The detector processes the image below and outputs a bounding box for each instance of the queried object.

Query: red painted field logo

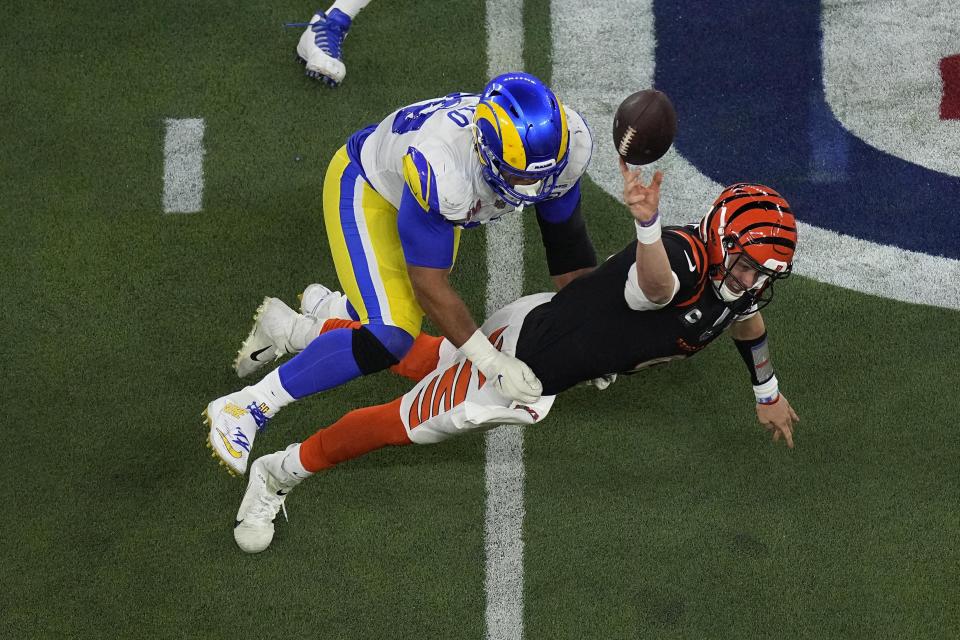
[940,55,960,120]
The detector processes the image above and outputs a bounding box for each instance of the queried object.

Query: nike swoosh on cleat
[683,251,696,272]
[234,519,243,528]
[250,346,272,361]
[216,429,245,459]
[276,490,289,496]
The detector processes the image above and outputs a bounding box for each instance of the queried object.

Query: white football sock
[248,368,295,416]
[288,314,324,352]
[260,445,307,488]
[327,293,352,320]
[280,443,314,482]
[328,0,370,19]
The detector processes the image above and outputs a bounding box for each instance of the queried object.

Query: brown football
[612,89,677,165]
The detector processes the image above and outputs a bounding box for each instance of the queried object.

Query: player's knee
[352,324,414,374]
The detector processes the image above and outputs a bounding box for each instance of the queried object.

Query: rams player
[229,164,802,553]
[292,0,371,86]
[205,72,597,475]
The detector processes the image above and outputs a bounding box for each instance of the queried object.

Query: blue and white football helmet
[473,72,570,206]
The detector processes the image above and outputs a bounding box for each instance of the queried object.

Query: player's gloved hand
[585,373,618,390]
[459,329,543,404]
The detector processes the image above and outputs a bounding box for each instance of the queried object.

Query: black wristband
[733,331,774,386]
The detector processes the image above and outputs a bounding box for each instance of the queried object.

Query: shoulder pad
[566,108,593,170]
[554,106,593,192]
[662,227,709,307]
[402,146,440,212]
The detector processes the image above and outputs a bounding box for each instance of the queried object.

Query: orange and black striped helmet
[698,183,797,305]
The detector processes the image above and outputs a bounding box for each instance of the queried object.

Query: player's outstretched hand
[755,393,800,448]
[619,157,664,224]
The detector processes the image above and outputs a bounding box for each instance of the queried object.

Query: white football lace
[618,126,637,157]
[249,486,289,523]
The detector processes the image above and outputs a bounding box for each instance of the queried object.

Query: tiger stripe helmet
[473,72,569,206]
[698,183,798,307]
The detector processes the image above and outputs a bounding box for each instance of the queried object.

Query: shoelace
[284,13,348,58]
[246,402,271,432]
[247,488,289,523]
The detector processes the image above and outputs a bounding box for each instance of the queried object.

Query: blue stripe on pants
[338,163,384,322]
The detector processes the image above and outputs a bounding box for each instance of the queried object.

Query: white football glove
[459,330,543,404]
[586,373,618,390]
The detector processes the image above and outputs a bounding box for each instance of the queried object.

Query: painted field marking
[163,118,205,214]
[484,1,526,639]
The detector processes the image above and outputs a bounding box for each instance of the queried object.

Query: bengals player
[228,161,801,553]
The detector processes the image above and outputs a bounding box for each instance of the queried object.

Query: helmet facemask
[712,235,792,311]
[474,126,568,207]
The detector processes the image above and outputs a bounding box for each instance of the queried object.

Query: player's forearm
[730,312,766,340]
[535,196,598,281]
[731,313,780,403]
[410,273,478,347]
[633,239,674,303]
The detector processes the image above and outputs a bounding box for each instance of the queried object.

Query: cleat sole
[204,406,241,478]
[301,65,340,87]
[232,297,273,377]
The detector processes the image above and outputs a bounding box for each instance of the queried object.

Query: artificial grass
[2,0,958,638]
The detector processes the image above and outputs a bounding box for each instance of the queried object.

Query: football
[612,89,677,165]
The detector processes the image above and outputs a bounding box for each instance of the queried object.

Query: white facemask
[512,180,543,198]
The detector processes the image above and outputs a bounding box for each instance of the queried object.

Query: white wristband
[459,329,498,370]
[635,214,662,245]
[753,374,780,404]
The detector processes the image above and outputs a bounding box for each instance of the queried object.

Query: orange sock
[320,318,362,333]
[321,319,440,381]
[390,333,443,381]
[298,398,411,472]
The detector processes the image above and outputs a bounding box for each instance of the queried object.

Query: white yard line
[162,118,206,214]
[483,1,527,639]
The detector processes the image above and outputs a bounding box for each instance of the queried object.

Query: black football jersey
[515,225,754,395]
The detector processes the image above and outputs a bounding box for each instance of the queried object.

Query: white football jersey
[358,93,593,225]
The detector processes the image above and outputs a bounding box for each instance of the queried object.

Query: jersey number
[391,93,477,134]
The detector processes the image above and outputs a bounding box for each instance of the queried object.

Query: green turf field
[3,1,959,638]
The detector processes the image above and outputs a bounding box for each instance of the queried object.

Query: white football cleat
[294,9,352,86]
[298,283,347,319]
[234,451,297,553]
[234,297,299,378]
[204,389,273,477]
